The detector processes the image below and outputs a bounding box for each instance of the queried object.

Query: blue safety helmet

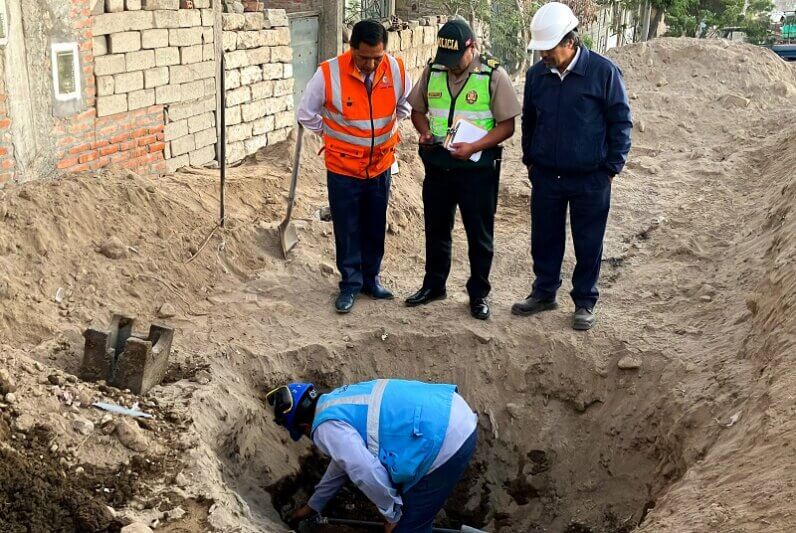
[266,382,316,441]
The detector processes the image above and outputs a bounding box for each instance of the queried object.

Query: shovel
[279,123,304,258]
[297,514,486,532]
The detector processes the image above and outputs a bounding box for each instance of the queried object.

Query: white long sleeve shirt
[307,392,477,523]
[296,61,414,134]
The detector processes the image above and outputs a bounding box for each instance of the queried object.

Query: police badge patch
[466,90,478,105]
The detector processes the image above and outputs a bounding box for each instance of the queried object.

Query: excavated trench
[208,328,682,533]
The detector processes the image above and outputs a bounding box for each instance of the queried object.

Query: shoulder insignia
[481,53,501,69]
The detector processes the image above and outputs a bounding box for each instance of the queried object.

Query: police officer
[405,19,521,320]
[268,379,478,533]
[512,3,632,330]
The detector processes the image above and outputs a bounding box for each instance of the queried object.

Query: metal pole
[219,53,226,228]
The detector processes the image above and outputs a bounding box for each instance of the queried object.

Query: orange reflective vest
[320,51,405,179]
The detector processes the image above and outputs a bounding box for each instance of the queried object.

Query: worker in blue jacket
[512,2,632,330]
[267,379,478,532]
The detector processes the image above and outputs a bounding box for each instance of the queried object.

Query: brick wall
[387,21,439,81]
[262,0,322,13]
[0,55,15,184]
[222,9,294,164]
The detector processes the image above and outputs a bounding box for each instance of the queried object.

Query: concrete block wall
[92,1,217,174]
[221,9,294,164]
[386,22,439,82]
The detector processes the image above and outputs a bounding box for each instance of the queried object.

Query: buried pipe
[296,515,485,532]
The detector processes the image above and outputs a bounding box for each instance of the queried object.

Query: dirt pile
[0,37,793,532]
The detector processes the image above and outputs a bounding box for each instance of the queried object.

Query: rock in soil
[0,368,17,395]
[72,417,95,436]
[115,419,148,452]
[157,302,177,318]
[121,524,153,533]
[99,236,128,260]
[617,355,643,370]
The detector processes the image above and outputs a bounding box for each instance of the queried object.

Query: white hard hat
[527,2,579,51]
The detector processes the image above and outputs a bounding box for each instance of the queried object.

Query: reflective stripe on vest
[314,379,388,455]
[428,65,495,142]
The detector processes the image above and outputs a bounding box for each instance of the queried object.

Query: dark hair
[560,30,581,49]
[351,19,389,48]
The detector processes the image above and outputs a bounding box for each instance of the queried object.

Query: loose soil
[0,38,794,532]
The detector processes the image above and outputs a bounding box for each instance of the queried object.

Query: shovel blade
[279,220,299,258]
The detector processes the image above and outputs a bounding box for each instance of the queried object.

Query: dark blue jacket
[522,46,632,176]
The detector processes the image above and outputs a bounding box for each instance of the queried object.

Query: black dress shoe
[335,291,357,313]
[362,284,394,300]
[511,294,559,316]
[405,287,446,307]
[470,297,490,320]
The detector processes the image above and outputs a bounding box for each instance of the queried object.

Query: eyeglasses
[266,386,293,416]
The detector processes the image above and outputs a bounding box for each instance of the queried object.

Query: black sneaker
[511,295,558,316]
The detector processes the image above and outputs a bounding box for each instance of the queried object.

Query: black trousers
[421,161,499,299]
[327,169,391,293]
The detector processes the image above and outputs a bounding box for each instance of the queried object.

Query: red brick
[110,151,131,164]
[97,125,118,138]
[91,139,109,149]
[0,159,14,170]
[68,122,91,135]
[57,136,77,147]
[131,128,148,138]
[149,142,166,153]
[78,108,96,121]
[78,151,98,164]
[57,157,79,169]
[149,124,165,134]
[121,140,137,151]
[72,163,90,173]
[0,173,13,183]
[69,143,92,155]
[0,118,11,130]
[131,146,147,158]
[89,157,110,170]
[111,132,130,143]
[0,147,8,157]
[138,135,157,147]
[99,144,119,156]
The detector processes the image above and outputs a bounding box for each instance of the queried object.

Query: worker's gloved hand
[287,504,315,529]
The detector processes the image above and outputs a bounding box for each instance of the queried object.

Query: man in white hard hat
[512,2,632,330]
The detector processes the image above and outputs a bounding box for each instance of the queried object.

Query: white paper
[445,119,488,162]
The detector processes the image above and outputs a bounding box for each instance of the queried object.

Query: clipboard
[444,118,488,162]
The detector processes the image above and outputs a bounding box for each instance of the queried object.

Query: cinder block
[202,27,214,43]
[270,46,292,63]
[283,63,293,79]
[226,141,245,164]
[95,54,127,76]
[190,144,216,166]
[273,77,293,97]
[201,9,214,27]
[226,122,252,142]
[155,84,182,104]
[261,63,282,80]
[171,133,196,156]
[222,31,237,52]
[93,36,109,57]
[259,29,279,47]
[241,99,267,122]
[268,127,289,145]
[155,46,181,66]
[142,28,169,49]
[203,77,216,95]
[109,31,142,54]
[154,8,200,28]
[170,28,203,47]
[179,80,205,100]
[222,14,245,31]
[243,12,264,30]
[106,0,125,14]
[225,50,250,69]
[193,0,210,7]
[250,80,273,99]
[97,76,115,96]
[167,96,213,121]
[180,44,204,64]
[97,94,128,117]
[412,28,424,48]
[226,86,251,106]
[203,43,215,61]
[244,134,267,154]
[194,126,217,148]
[237,31,266,49]
[424,26,436,45]
[166,154,189,173]
[226,105,242,126]
[252,114,274,135]
[94,11,154,36]
[274,109,293,129]
[263,9,288,28]
[129,88,156,110]
[126,50,156,71]
[196,61,217,79]
[240,65,262,85]
[170,64,198,84]
[188,112,214,133]
[248,46,271,65]
[126,0,142,9]
[145,66,170,88]
[179,9,202,27]
[263,94,291,115]
[143,0,179,9]
[274,26,290,46]
[400,30,411,51]
[114,71,145,93]
[165,119,189,141]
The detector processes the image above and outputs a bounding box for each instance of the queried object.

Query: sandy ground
[0,38,794,532]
